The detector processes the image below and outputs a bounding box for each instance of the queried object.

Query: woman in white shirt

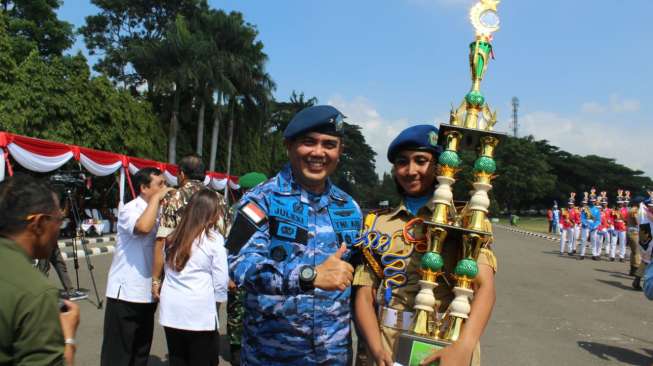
[159,189,229,366]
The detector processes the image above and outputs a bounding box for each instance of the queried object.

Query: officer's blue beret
[387,125,442,163]
[283,105,345,140]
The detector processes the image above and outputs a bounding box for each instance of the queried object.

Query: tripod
[65,188,103,309]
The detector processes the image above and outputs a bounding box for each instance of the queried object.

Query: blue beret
[387,125,441,163]
[283,105,345,140]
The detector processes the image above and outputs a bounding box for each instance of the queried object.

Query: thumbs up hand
[314,244,354,291]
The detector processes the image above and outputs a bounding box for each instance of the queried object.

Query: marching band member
[595,193,610,259]
[551,202,560,235]
[587,189,602,261]
[578,192,591,259]
[559,194,576,256]
[602,192,614,257]
[612,190,628,262]
[570,194,581,254]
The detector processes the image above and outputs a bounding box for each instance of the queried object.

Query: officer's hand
[314,244,354,291]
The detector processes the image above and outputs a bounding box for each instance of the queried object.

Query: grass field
[496,216,551,234]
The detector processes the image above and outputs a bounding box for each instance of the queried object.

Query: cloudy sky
[59,0,652,177]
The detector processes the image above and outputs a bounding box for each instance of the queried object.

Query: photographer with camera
[0,174,80,366]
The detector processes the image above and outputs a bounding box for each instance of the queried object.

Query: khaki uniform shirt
[0,238,65,365]
[353,201,497,365]
[156,180,228,239]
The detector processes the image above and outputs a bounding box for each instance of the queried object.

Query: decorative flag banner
[0,131,239,205]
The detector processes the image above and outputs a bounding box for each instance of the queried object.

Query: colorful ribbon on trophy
[354,215,427,304]
[403,218,428,253]
[380,232,414,304]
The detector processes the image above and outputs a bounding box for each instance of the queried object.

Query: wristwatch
[299,265,317,292]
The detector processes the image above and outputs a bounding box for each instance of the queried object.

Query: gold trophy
[395,1,504,364]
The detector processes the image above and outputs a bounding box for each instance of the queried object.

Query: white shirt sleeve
[210,233,229,303]
[117,201,141,236]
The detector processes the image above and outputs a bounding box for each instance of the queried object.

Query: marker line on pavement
[61,245,115,260]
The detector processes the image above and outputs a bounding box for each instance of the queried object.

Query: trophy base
[394,333,461,366]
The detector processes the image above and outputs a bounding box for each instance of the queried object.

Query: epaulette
[364,208,393,217]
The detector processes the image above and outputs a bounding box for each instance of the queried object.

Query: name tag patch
[270,198,308,227]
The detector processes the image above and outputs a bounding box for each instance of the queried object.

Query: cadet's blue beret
[283,105,345,140]
[387,125,441,163]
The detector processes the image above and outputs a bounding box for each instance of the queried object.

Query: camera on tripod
[46,168,103,309]
[49,170,86,194]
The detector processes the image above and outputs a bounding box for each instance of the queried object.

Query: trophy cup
[395,1,505,365]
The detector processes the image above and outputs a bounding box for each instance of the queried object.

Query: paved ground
[482,228,652,366]
[47,227,652,365]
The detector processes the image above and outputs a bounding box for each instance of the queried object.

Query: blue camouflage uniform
[229,163,362,365]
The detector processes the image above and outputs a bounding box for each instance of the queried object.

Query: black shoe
[619,258,624,263]
[629,266,638,276]
[592,256,599,261]
[572,250,577,254]
[609,257,615,262]
[633,277,643,291]
[67,290,88,301]
[567,252,574,256]
[579,256,585,260]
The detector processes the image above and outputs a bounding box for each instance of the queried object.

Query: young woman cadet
[353,125,497,366]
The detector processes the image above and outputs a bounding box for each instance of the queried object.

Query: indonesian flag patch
[241,201,267,227]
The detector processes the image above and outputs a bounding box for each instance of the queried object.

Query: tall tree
[492,135,556,212]
[331,122,378,207]
[80,0,206,86]
[1,0,73,62]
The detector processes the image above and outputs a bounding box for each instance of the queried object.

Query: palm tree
[130,15,201,164]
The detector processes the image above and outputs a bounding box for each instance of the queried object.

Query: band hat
[567,192,576,206]
[238,172,268,189]
[283,105,345,140]
[387,124,443,163]
[632,196,646,206]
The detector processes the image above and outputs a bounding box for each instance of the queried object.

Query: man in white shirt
[100,167,170,366]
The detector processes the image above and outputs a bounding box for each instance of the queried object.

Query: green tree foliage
[82,2,274,168]
[492,135,556,211]
[531,139,652,207]
[488,135,653,212]
[1,0,74,62]
[331,122,379,207]
[79,0,205,84]
[0,20,165,160]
